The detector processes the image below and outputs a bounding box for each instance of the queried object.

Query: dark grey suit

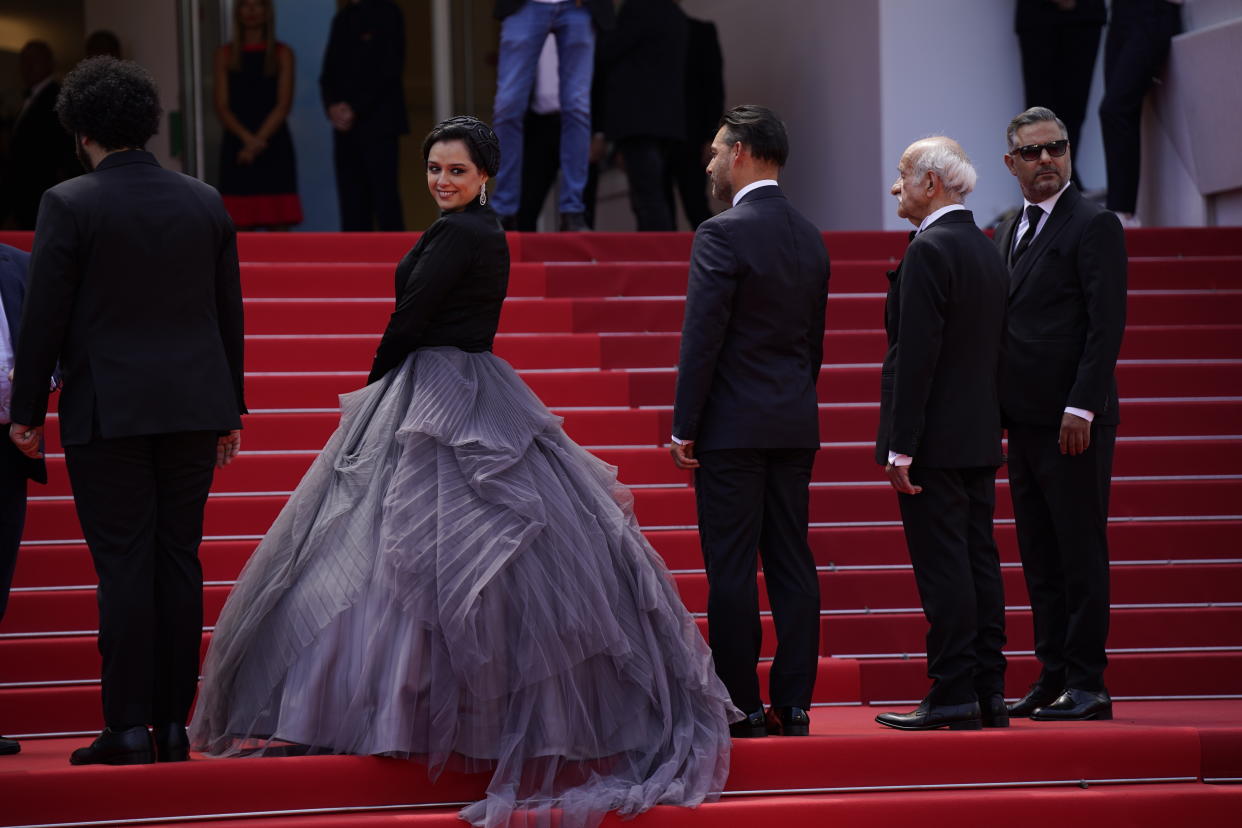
[876,209,1009,705]
[673,184,829,712]
[12,149,246,729]
[994,183,1127,693]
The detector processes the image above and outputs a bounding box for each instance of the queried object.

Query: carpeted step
[3,702,1234,826]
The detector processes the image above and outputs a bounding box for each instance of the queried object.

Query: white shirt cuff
[887,451,912,467]
[671,435,687,445]
[1064,407,1095,423]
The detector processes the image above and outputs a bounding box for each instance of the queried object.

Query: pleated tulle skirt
[189,347,738,828]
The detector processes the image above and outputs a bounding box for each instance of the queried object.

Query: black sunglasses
[1012,139,1069,162]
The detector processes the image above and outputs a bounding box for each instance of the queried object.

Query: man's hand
[670,439,699,470]
[1059,412,1091,456]
[327,102,355,132]
[885,462,923,495]
[217,430,241,468]
[9,423,43,459]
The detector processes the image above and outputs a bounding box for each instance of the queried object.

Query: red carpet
[0,227,1238,825]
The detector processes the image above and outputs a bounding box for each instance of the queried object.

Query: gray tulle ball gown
[189,200,738,828]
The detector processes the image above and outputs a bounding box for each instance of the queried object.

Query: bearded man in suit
[10,57,246,765]
[671,105,829,738]
[996,106,1126,722]
[872,137,1010,732]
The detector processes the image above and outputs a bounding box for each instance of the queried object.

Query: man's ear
[1003,152,1018,177]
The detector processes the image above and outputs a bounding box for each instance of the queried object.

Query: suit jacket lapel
[1008,185,1080,297]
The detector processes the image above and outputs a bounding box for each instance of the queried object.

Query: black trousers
[1007,422,1116,692]
[1100,0,1182,213]
[516,111,599,231]
[1018,20,1104,189]
[897,466,1007,705]
[665,139,711,230]
[618,136,676,231]
[0,444,28,623]
[694,447,819,713]
[65,431,217,729]
[333,128,404,231]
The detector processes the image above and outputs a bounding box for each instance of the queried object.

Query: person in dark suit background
[320,0,408,231]
[0,41,77,230]
[599,0,689,231]
[666,12,724,229]
[1015,0,1107,192]
[872,138,1009,732]
[491,0,615,232]
[671,105,828,738]
[996,106,1126,722]
[0,242,49,757]
[9,56,246,766]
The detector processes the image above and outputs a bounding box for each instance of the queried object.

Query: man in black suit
[1,41,77,230]
[320,0,408,231]
[872,138,1010,732]
[599,0,689,231]
[0,242,48,757]
[671,105,829,738]
[666,13,724,229]
[996,107,1127,722]
[9,57,246,765]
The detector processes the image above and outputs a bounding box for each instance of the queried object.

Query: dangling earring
[479,182,487,206]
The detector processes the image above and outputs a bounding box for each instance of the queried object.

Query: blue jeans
[492,1,595,216]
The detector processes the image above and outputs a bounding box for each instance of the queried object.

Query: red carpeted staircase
[0,227,1239,826]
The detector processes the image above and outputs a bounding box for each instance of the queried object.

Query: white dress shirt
[0,292,13,424]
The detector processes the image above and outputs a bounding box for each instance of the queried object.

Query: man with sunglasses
[996,106,1127,722]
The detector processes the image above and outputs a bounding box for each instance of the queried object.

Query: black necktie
[1011,205,1044,264]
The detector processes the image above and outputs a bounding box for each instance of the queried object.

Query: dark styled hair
[718,104,789,167]
[422,115,501,177]
[1005,106,1068,151]
[55,56,161,150]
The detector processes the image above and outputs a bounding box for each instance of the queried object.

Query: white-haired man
[874,137,1010,731]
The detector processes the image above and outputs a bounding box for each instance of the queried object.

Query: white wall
[83,0,182,170]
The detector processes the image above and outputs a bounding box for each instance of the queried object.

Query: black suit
[0,244,47,622]
[673,185,829,713]
[994,183,1127,693]
[876,209,1009,706]
[598,0,688,231]
[666,17,724,229]
[320,0,408,231]
[11,149,246,729]
[1,80,77,230]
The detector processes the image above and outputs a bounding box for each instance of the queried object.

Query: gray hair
[909,137,977,202]
[1006,106,1068,151]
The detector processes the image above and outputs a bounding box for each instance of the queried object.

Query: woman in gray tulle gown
[189,116,738,828]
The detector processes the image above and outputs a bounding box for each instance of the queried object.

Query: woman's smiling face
[426,140,488,212]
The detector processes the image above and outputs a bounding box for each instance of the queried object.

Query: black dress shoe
[69,726,154,766]
[559,211,589,232]
[154,722,190,762]
[0,735,20,755]
[1031,688,1113,721]
[980,694,1010,728]
[729,708,768,738]
[766,706,811,736]
[876,700,982,731]
[1007,684,1062,718]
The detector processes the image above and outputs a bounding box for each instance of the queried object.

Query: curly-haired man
[9,57,247,766]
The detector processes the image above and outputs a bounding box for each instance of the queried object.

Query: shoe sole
[729,727,768,739]
[778,725,810,736]
[70,751,154,766]
[983,715,1010,728]
[875,717,983,731]
[1030,710,1113,722]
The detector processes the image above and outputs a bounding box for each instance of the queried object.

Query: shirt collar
[732,179,778,207]
[916,203,967,235]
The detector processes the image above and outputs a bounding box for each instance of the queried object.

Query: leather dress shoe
[766,706,811,736]
[69,726,154,766]
[0,735,20,755]
[729,708,768,738]
[154,722,190,762]
[876,700,982,731]
[1007,684,1062,718]
[1031,688,1113,721]
[559,211,589,232]
[980,694,1010,728]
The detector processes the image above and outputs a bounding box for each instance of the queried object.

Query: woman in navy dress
[191,116,736,828]
[214,0,302,229]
